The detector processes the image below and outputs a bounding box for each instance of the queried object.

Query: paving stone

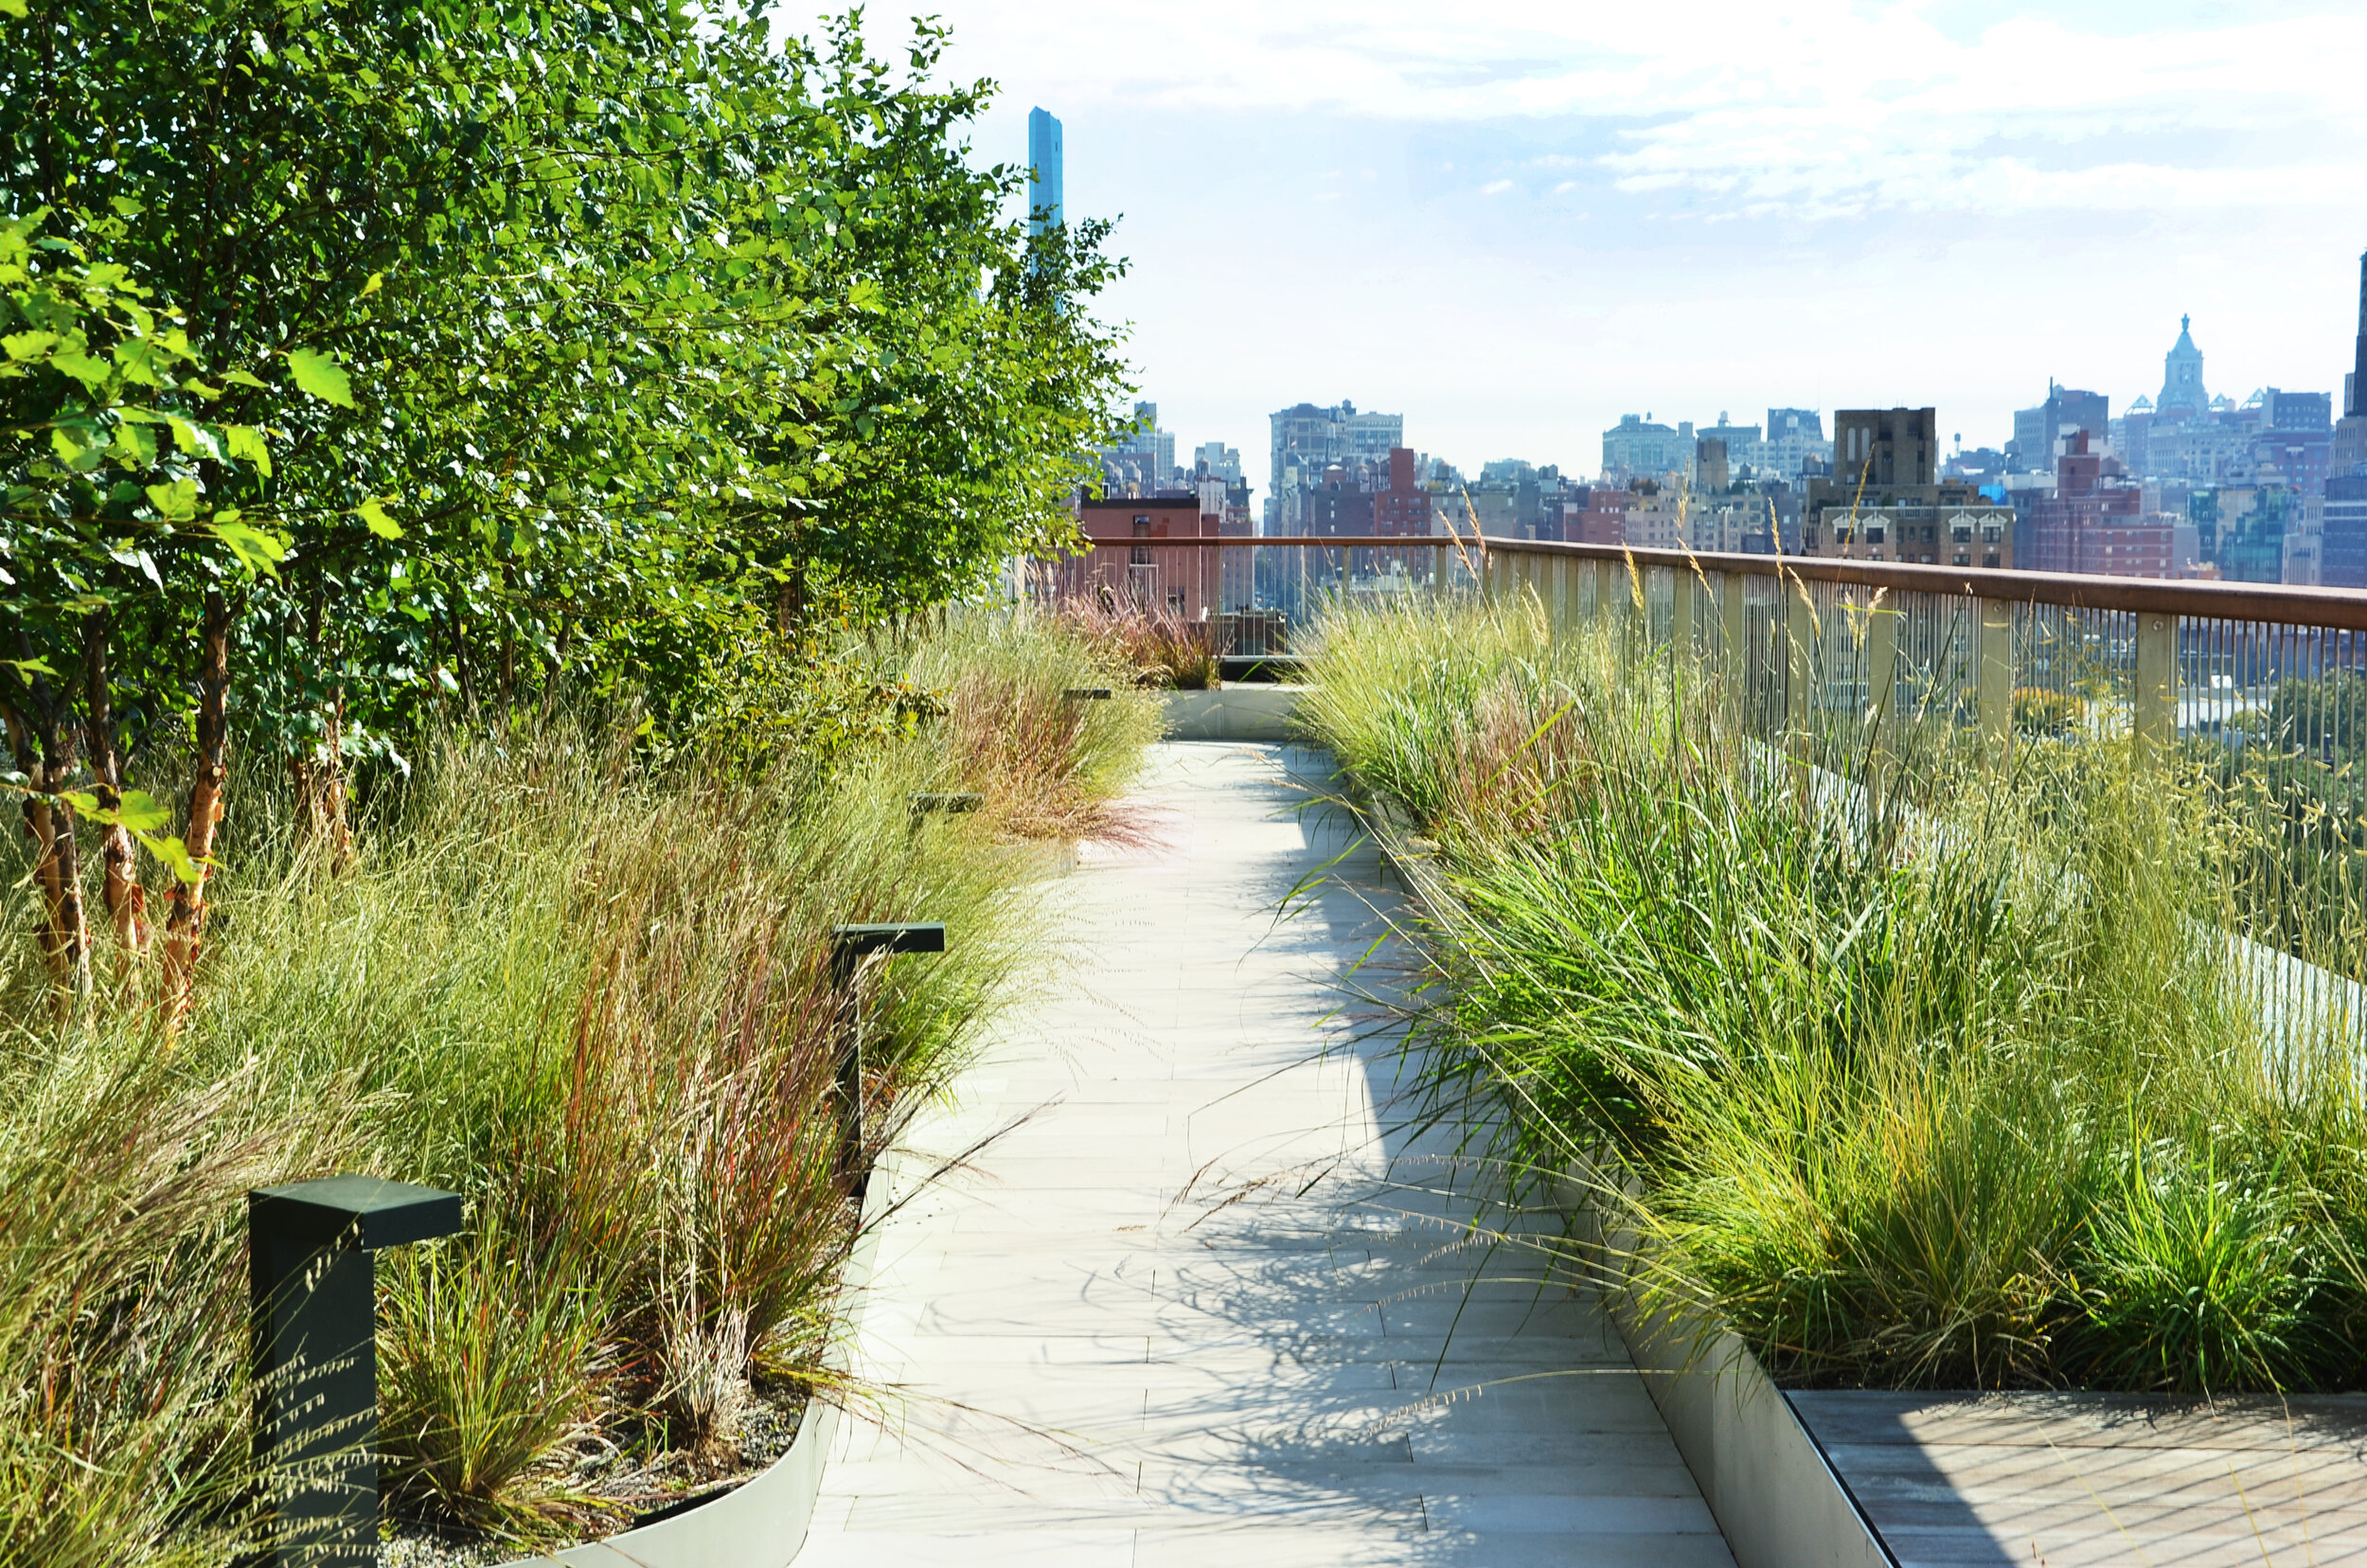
[792,744,1734,1568]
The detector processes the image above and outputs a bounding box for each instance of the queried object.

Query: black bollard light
[828,922,949,1195]
[249,1175,461,1568]
[1060,687,1112,702]
[906,791,983,820]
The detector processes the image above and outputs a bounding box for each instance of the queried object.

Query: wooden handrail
[1058,536,1442,548]
[1477,536,2367,633]
[1051,534,2367,632]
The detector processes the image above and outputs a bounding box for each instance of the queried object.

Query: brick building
[2022,432,2174,579]
[1371,447,1437,537]
[1569,487,1630,546]
[1803,407,2014,567]
[1073,494,1219,619]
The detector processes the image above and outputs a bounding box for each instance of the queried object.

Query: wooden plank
[1794,1391,2367,1568]
[1791,1391,2367,1451]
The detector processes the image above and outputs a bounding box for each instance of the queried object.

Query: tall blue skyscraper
[1027,107,1063,237]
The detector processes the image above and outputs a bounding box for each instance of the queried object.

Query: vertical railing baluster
[1866,593,1900,825]
[1607,557,1633,668]
[2134,610,2177,762]
[1718,570,1749,736]
[1670,567,1696,669]
[1787,572,1814,759]
[1978,597,2014,768]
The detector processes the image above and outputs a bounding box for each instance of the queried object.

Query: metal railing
[1022,535,1473,657]
[1028,531,2367,756]
[1030,531,2367,1029]
[1481,539,2367,1037]
[1478,538,2367,765]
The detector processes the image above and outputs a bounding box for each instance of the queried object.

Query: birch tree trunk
[161,591,232,1035]
[82,614,148,966]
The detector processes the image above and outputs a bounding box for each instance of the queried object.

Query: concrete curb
[489,1156,901,1568]
[1162,685,1304,741]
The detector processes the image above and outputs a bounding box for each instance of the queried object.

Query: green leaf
[223,423,274,478]
[221,368,269,389]
[284,347,354,407]
[112,339,162,388]
[48,349,111,387]
[164,415,222,462]
[143,478,199,520]
[110,789,175,833]
[108,420,158,470]
[0,0,27,18]
[50,426,104,472]
[2,330,57,362]
[208,517,288,575]
[134,830,205,885]
[356,497,403,539]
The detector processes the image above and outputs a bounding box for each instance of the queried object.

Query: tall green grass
[1304,591,2367,1394]
[0,610,1155,1564]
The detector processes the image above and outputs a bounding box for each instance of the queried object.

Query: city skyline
[803,0,2367,487]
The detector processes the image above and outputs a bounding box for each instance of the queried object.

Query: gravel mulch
[379,1389,811,1568]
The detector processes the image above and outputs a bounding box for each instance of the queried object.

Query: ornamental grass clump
[1304,590,2367,1394]
[1059,598,1221,690]
[0,612,1148,1563]
[912,610,1163,838]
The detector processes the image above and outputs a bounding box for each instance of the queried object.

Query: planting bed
[1301,589,2367,1562]
[2,615,1161,1568]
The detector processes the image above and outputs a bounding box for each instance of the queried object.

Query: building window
[1983,552,2001,568]
[1954,552,1971,566]
[1130,545,1151,566]
[1131,517,1150,538]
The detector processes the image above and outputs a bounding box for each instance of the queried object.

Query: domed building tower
[2158,314,2208,416]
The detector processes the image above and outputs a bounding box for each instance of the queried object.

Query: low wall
[1539,1166,1890,1568]
[1163,685,1305,742]
[1617,1302,1895,1568]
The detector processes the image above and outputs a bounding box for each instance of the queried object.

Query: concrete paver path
[795,743,1735,1568]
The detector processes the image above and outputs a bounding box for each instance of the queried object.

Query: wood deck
[1791,1390,2367,1567]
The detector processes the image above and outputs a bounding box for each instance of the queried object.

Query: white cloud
[778,3,2367,483]
[864,1,2367,220]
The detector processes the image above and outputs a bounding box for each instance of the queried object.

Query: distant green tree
[2266,671,2367,761]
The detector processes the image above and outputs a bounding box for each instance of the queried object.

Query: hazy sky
[802,2,2367,493]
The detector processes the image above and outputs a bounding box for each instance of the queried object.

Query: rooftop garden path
[792,741,1736,1568]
